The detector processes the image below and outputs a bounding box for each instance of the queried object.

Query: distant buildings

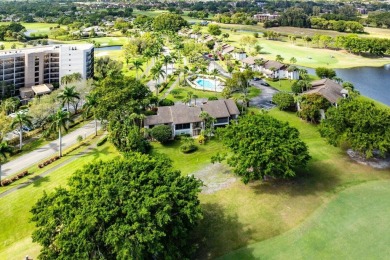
[253,13,280,22]
[0,44,94,97]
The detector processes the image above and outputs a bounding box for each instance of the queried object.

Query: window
[175,123,190,130]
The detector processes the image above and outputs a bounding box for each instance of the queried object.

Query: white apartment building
[0,44,94,96]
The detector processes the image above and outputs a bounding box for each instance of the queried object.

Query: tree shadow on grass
[191,203,255,260]
[31,175,50,188]
[250,160,342,197]
[80,146,110,160]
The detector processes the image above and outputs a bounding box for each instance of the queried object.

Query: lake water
[95,45,122,51]
[304,65,390,106]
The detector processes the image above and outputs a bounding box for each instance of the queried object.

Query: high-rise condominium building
[0,44,94,96]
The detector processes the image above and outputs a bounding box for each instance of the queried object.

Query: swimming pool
[195,78,217,90]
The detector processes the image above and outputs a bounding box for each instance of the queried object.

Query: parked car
[253,77,261,81]
[22,126,32,132]
[260,81,270,86]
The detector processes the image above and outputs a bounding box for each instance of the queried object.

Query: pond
[95,45,122,51]
[303,65,390,106]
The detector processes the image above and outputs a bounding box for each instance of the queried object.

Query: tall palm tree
[183,66,189,86]
[132,60,144,80]
[57,86,80,114]
[150,63,166,97]
[170,52,178,71]
[83,93,99,137]
[11,112,33,150]
[162,55,172,83]
[0,141,12,183]
[47,110,73,157]
[211,68,219,92]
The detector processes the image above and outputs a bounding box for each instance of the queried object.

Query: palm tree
[47,110,73,157]
[211,68,219,92]
[290,57,297,64]
[227,66,234,75]
[151,63,166,97]
[275,54,284,63]
[0,141,12,182]
[57,86,80,114]
[170,52,178,71]
[11,112,33,150]
[162,55,172,83]
[83,93,98,137]
[183,66,189,86]
[132,60,144,80]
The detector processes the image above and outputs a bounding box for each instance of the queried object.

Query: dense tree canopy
[92,76,152,121]
[272,92,295,111]
[31,154,203,259]
[319,99,390,158]
[298,93,331,123]
[216,113,311,183]
[152,13,188,32]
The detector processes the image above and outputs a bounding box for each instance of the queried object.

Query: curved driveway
[1,120,100,178]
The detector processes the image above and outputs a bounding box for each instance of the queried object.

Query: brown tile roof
[144,99,240,126]
[306,79,344,103]
[222,46,235,54]
[242,56,256,65]
[263,60,286,70]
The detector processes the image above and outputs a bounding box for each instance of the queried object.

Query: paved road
[249,80,279,109]
[1,120,100,178]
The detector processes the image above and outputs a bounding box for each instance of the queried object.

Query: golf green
[221,180,390,259]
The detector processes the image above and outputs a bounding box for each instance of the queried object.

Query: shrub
[208,96,218,101]
[159,98,174,106]
[97,136,108,146]
[272,92,295,111]
[1,179,12,186]
[180,137,198,153]
[151,125,172,144]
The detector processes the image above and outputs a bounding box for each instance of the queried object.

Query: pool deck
[188,76,224,92]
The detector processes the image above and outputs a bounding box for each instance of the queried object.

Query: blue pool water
[196,78,216,90]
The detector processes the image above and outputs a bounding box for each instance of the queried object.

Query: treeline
[212,12,256,25]
[0,22,25,41]
[311,17,364,33]
[367,12,390,28]
[310,34,390,56]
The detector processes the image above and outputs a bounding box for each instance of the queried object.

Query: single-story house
[305,79,348,105]
[241,57,298,80]
[144,99,240,137]
[202,34,214,43]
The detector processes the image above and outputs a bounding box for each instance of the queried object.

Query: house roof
[242,56,256,65]
[263,60,286,70]
[306,79,345,103]
[144,99,240,126]
[222,46,235,54]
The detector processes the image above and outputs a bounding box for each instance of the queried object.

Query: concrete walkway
[1,120,101,178]
[0,134,106,199]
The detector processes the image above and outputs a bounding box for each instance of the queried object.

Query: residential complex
[0,44,94,96]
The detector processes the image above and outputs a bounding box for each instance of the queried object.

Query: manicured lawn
[192,109,390,259]
[222,29,390,69]
[0,142,120,260]
[151,139,225,175]
[221,180,390,259]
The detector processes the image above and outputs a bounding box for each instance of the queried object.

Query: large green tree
[272,92,295,111]
[319,99,390,158]
[31,154,203,259]
[216,113,311,183]
[152,13,188,32]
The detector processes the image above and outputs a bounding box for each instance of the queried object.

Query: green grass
[151,139,225,175]
[222,29,390,69]
[221,180,390,259]
[165,85,223,102]
[0,142,120,260]
[192,109,390,259]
